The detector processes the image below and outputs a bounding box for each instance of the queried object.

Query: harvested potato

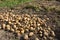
[0,13,55,40]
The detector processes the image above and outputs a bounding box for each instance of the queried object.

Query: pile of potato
[0,12,55,40]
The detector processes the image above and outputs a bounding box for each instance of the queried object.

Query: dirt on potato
[0,0,60,40]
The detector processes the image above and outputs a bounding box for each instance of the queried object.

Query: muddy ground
[0,0,60,40]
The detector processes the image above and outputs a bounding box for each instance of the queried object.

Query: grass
[0,0,32,7]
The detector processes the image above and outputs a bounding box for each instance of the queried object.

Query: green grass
[0,0,32,7]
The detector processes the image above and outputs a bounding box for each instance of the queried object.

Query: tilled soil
[0,0,60,40]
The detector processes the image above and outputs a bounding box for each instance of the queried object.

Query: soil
[0,0,60,40]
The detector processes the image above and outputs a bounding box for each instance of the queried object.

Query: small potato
[51,31,55,36]
[48,27,51,30]
[24,34,28,40]
[2,24,6,29]
[25,29,29,32]
[46,18,49,20]
[24,17,27,20]
[0,26,2,29]
[43,19,46,22]
[40,27,43,30]
[17,32,21,36]
[15,30,20,33]
[17,22,21,25]
[25,14,30,17]
[15,27,18,30]
[21,30,24,34]
[40,34,42,37]
[16,20,19,23]
[20,28,24,30]
[27,18,30,21]
[12,14,15,17]
[45,24,47,27]
[29,32,34,36]
[30,20,33,24]
[43,36,47,40]
[49,37,53,40]
[30,27,34,31]
[44,32,48,36]
[9,21,12,24]
[10,28,15,32]
[26,26,30,29]
[39,31,42,34]
[6,25,10,30]
[18,17,21,20]
[35,38,39,40]
[37,23,40,26]
[14,25,16,28]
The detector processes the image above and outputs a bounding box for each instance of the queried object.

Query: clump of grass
[0,0,32,7]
